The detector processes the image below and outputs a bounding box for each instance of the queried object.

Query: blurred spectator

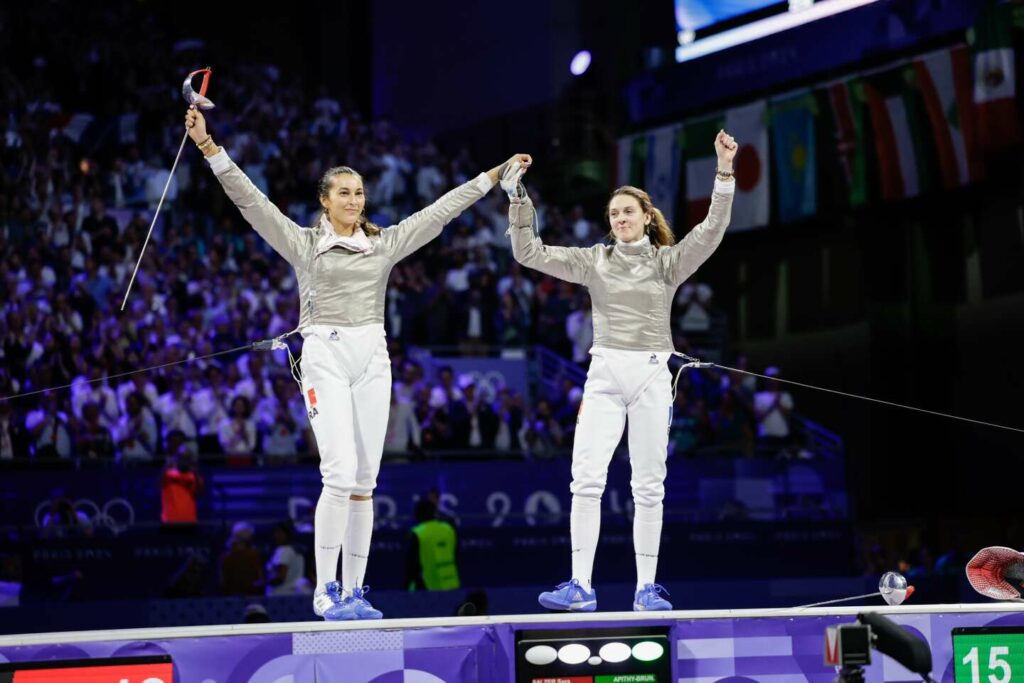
[570,205,594,244]
[393,360,425,404]
[191,365,233,454]
[219,395,257,459]
[669,391,699,457]
[80,197,117,244]
[720,354,757,405]
[385,387,422,455]
[0,554,24,608]
[520,399,563,458]
[39,491,93,539]
[234,353,272,402]
[406,498,460,591]
[550,377,583,428]
[70,372,119,429]
[0,400,29,460]
[256,377,302,463]
[712,389,754,458]
[493,388,524,452]
[495,291,530,346]
[675,283,714,334]
[497,262,535,304]
[143,156,178,212]
[116,374,159,416]
[265,522,311,597]
[428,366,467,448]
[219,521,264,597]
[115,391,158,462]
[25,393,72,459]
[429,366,463,408]
[425,488,459,527]
[73,401,115,461]
[753,367,795,456]
[565,292,593,367]
[164,555,205,598]
[243,603,272,623]
[458,288,493,355]
[160,453,203,525]
[155,371,198,457]
[460,375,498,449]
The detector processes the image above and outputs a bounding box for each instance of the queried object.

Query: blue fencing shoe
[313,581,355,621]
[538,579,597,612]
[633,583,672,611]
[345,585,383,620]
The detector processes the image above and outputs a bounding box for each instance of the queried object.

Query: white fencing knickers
[569,347,673,590]
[300,324,391,590]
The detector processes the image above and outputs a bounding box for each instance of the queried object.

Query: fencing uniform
[508,179,734,603]
[208,149,494,611]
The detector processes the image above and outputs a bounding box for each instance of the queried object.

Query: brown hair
[317,166,381,236]
[604,185,675,247]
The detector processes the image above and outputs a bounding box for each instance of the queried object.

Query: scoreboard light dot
[524,645,558,665]
[599,642,632,663]
[632,640,665,661]
[558,643,592,664]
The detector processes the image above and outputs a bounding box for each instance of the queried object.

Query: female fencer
[187,105,530,620]
[505,131,737,611]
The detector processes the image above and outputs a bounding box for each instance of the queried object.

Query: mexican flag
[913,45,983,187]
[723,100,770,230]
[969,1,1021,155]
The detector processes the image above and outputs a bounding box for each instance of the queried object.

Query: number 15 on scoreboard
[953,627,1024,683]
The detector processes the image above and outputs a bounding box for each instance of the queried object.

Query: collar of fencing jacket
[613,234,652,256]
[316,216,374,256]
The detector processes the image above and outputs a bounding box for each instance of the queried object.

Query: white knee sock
[314,489,350,589]
[570,495,602,593]
[633,502,663,591]
[343,498,374,592]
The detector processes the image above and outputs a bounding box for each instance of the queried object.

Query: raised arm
[661,130,737,286]
[186,107,311,267]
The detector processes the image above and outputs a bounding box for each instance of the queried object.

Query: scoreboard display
[516,626,672,683]
[953,628,1024,683]
[673,0,879,63]
[0,655,173,683]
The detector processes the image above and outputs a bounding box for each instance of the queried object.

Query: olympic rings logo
[460,370,508,402]
[34,497,136,535]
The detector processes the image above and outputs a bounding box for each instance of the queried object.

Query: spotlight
[570,51,591,76]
